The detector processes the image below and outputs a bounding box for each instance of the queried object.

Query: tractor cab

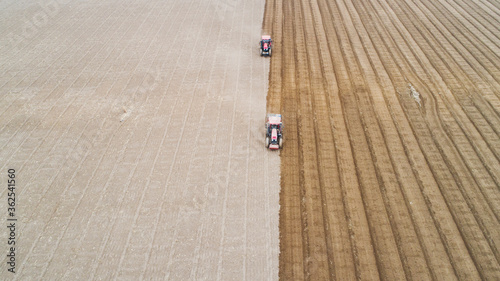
[260,35,272,56]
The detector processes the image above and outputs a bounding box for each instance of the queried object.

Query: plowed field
[263,0,500,279]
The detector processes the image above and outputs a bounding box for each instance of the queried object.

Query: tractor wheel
[279,137,283,148]
[269,48,272,56]
[260,49,263,56]
[265,137,270,148]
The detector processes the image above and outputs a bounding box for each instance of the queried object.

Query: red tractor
[260,35,272,56]
[265,114,283,150]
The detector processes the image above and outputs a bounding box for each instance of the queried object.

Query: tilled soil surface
[263,0,500,279]
[0,0,279,279]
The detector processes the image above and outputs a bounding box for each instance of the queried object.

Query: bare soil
[0,0,279,280]
[262,0,500,279]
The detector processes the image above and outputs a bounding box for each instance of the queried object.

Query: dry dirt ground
[0,0,279,280]
[263,0,500,280]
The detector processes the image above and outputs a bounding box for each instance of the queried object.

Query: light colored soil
[0,0,279,280]
[263,0,500,279]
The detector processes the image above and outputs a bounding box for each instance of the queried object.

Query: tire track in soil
[374,0,500,257]
[381,0,500,275]
[405,0,500,146]
[364,0,496,279]
[355,0,497,278]
[393,0,500,161]
[366,0,500,278]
